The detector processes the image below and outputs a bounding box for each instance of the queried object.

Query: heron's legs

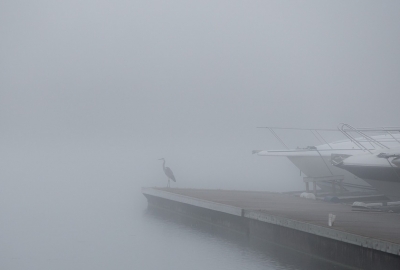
[167,178,170,188]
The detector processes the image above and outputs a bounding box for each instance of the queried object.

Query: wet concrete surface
[155,188,400,244]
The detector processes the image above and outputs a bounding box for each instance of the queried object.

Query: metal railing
[257,124,400,152]
[257,124,400,192]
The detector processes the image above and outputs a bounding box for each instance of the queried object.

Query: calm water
[1,179,348,270]
[0,145,347,270]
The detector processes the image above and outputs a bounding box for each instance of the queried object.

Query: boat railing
[337,123,400,154]
[257,124,400,153]
[257,124,400,192]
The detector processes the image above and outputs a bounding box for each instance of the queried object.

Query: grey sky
[1,1,400,187]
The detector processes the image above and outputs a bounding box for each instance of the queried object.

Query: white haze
[1,1,400,269]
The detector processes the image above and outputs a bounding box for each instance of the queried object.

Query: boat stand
[303,175,344,195]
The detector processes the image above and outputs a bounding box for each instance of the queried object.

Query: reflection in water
[143,206,348,270]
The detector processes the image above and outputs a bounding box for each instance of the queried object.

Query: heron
[158,158,176,188]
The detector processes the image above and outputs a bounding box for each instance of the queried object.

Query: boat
[333,146,400,201]
[254,124,400,193]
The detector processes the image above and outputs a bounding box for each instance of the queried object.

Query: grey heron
[158,158,176,187]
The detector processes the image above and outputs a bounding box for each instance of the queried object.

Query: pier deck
[142,187,400,269]
[156,188,400,244]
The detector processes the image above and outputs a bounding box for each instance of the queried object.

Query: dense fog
[1,1,400,269]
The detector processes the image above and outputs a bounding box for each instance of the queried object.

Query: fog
[1,1,400,269]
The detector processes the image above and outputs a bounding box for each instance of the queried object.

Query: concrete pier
[142,187,400,270]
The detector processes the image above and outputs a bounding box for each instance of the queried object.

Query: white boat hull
[257,133,400,193]
[287,156,370,191]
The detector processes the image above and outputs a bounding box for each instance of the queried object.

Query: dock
[142,187,400,270]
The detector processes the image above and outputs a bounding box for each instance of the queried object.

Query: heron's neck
[162,159,166,169]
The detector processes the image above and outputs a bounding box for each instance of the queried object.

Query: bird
[158,158,176,188]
